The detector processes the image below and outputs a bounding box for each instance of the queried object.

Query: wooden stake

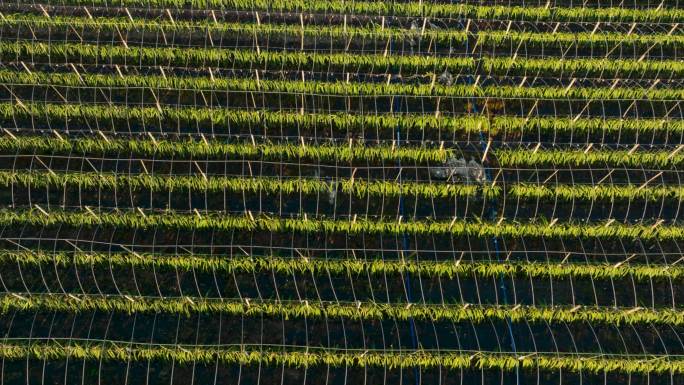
[124,8,134,22]
[38,4,50,18]
[637,171,663,191]
[34,156,57,177]
[11,293,27,301]
[481,139,491,163]
[626,23,637,36]
[667,144,684,160]
[561,252,572,264]
[33,204,49,216]
[83,6,93,19]
[628,143,639,155]
[115,25,129,49]
[165,8,175,25]
[20,61,32,75]
[66,64,84,86]
[532,142,541,154]
[613,254,637,268]
[146,132,158,146]
[2,128,16,140]
[136,207,147,218]
[193,161,207,180]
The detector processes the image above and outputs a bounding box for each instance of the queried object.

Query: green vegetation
[0,340,681,374]
[2,250,681,281]
[3,14,682,49]
[506,183,684,201]
[1,68,679,100]
[2,135,682,168]
[0,170,482,198]
[0,136,447,163]
[1,208,683,240]
[1,293,683,326]
[497,148,684,168]
[17,1,684,22]
[3,170,684,202]
[2,103,682,136]
[3,42,682,77]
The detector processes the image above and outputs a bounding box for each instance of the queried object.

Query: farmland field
[0,1,682,384]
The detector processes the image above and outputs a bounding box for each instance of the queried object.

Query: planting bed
[0,1,682,384]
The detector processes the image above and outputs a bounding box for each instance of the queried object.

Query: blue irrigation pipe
[389,20,420,385]
[397,128,420,384]
[458,9,521,384]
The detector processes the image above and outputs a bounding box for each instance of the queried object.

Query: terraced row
[2,250,680,280]
[1,68,680,100]
[1,207,683,239]
[2,42,682,77]
[2,135,683,167]
[1,103,681,137]
[1,293,683,326]
[2,171,683,201]
[0,340,680,375]
[2,14,682,50]
[15,0,684,23]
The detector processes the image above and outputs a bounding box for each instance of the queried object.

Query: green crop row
[20,0,684,23]
[2,15,468,43]
[0,170,484,198]
[1,208,683,240]
[0,102,681,136]
[4,14,683,49]
[476,30,684,48]
[3,170,684,202]
[497,148,684,168]
[1,67,679,101]
[0,136,447,163]
[0,339,681,374]
[1,249,681,281]
[2,42,682,78]
[506,183,684,201]
[2,134,683,168]
[2,293,683,326]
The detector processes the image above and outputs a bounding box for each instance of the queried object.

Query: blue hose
[460,9,521,384]
[389,26,420,384]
